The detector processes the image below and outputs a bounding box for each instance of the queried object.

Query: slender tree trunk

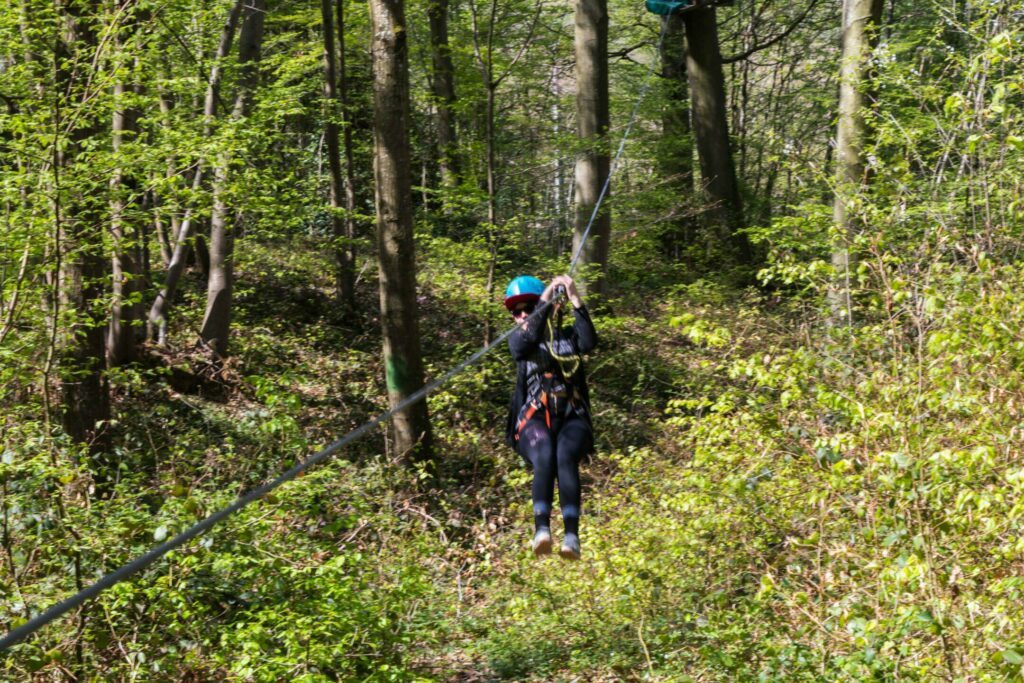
[148,0,243,345]
[108,34,142,367]
[134,182,150,328]
[321,0,355,309]
[151,187,173,267]
[337,0,359,303]
[572,0,611,295]
[427,0,460,188]
[830,0,884,323]
[20,0,45,97]
[369,0,432,461]
[469,0,541,335]
[469,0,499,344]
[55,0,111,459]
[153,80,176,268]
[200,0,265,357]
[684,4,751,264]
[108,75,134,366]
[659,14,695,260]
[484,80,497,345]
[193,229,210,281]
[148,169,203,345]
[551,94,566,255]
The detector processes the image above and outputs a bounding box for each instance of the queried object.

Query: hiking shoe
[532,527,553,556]
[560,533,581,560]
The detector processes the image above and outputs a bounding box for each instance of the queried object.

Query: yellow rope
[546,305,580,378]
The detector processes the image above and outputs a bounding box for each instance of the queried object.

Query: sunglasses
[512,303,536,318]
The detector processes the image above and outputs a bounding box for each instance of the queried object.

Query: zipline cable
[0,20,670,653]
[0,303,541,652]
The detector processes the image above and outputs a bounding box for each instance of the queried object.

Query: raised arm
[572,305,598,354]
[552,275,597,354]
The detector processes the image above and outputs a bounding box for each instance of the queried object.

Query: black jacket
[504,303,598,450]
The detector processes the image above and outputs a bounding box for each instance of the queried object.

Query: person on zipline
[504,274,597,560]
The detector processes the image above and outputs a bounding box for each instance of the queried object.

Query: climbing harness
[0,11,671,653]
[515,372,583,442]
[516,388,552,436]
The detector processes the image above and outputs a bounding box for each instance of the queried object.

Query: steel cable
[0,19,670,652]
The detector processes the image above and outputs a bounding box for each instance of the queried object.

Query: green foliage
[2,0,1024,680]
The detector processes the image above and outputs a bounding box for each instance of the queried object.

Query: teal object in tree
[645,0,695,15]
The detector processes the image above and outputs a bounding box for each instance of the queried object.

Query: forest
[1,0,1023,679]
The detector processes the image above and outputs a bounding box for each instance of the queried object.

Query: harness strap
[515,392,552,442]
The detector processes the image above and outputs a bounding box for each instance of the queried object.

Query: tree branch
[608,41,647,61]
[492,0,544,89]
[0,241,31,347]
[722,0,821,65]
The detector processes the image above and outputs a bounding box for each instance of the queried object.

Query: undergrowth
[5,241,1024,681]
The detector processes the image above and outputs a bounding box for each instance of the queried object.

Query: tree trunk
[571,0,611,296]
[153,81,177,269]
[428,0,460,188]
[108,41,142,367]
[148,0,244,345]
[369,0,433,461]
[551,96,566,256]
[830,0,884,323]
[337,0,359,306]
[200,0,265,357]
[321,0,356,309]
[55,0,111,459]
[484,83,497,345]
[151,187,173,268]
[659,14,695,261]
[684,4,751,264]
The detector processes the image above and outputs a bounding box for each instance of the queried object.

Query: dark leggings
[517,412,591,532]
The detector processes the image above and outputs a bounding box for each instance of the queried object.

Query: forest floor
[134,238,789,681]
[155,238,799,681]
[11,239,1024,681]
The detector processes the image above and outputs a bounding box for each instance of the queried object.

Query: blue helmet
[504,275,544,311]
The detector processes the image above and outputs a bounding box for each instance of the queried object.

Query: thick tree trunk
[148,0,243,345]
[428,0,460,188]
[830,0,884,323]
[369,0,432,461]
[321,0,356,309]
[660,15,693,190]
[200,0,265,357]
[684,5,751,264]
[55,0,110,458]
[571,0,611,295]
[659,14,695,260]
